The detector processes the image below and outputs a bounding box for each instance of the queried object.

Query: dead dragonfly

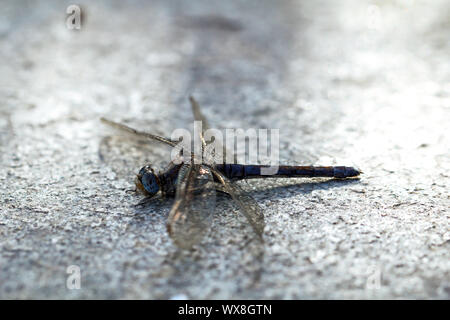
[101,97,361,249]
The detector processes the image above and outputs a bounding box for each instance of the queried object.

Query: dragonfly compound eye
[137,165,160,196]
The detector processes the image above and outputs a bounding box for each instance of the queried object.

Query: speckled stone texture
[0,0,448,299]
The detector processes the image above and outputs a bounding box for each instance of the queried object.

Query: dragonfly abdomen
[216,164,360,179]
[276,165,360,178]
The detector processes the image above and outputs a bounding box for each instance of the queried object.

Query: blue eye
[138,166,160,196]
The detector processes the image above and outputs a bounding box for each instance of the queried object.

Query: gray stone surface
[0,0,449,299]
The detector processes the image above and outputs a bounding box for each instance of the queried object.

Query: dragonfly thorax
[136,165,161,196]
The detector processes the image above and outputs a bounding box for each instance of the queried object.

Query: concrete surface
[0,0,449,299]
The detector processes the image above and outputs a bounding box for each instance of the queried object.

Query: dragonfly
[100,97,361,249]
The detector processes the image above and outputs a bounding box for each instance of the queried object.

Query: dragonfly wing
[189,96,234,164]
[212,169,265,238]
[101,118,177,147]
[99,120,176,180]
[167,163,216,249]
[99,134,172,181]
[99,117,189,182]
[190,96,210,131]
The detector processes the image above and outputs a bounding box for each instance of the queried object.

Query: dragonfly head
[135,165,161,197]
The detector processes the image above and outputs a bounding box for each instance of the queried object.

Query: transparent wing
[212,169,265,239]
[99,118,175,179]
[167,163,216,249]
[101,118,177,147]
[98,135,172,180]
[189,96,234,164]
[190,96,210,132]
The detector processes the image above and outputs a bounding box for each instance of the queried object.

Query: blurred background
[0,0,448,299]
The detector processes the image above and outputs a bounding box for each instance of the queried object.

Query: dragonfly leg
[134,197,156,208]
[134,194,167,208]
